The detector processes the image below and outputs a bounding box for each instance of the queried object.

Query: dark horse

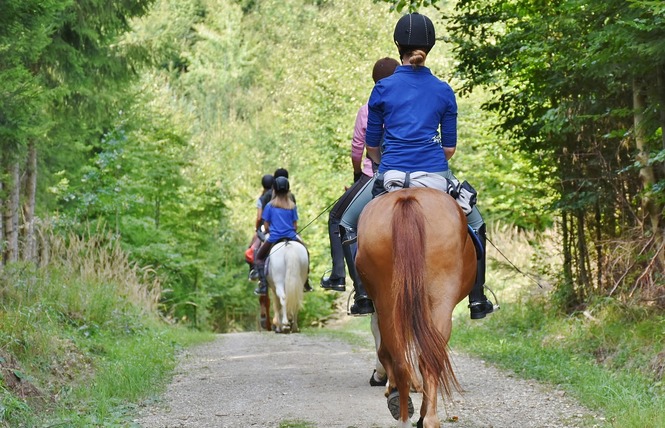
[356,187,476,428]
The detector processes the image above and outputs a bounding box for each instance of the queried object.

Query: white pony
[267,240,308,333]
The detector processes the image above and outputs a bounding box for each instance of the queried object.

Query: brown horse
[356,187,477,428]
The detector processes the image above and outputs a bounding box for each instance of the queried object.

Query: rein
[485,235,544,289]
[295,195,341,235]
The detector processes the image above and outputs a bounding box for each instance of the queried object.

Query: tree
[378,0,664,307]
[0,0,63,265]
[0,0,155,265]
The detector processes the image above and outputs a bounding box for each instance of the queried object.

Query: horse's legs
[291,312,298,332]
[370,314,387,382]
[391,361,414,427]
[259,294,271,331]
[270,287,282,332]
[274,282,290,331]
[419,360,441,428]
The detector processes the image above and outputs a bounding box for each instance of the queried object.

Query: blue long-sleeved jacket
[366,65,457,173]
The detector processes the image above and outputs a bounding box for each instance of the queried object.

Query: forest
[0,0,663,426]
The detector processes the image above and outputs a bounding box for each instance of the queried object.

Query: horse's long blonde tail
[391,195,459,398]
[284,243,305,317]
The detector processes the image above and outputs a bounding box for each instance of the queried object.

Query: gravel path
[135,329,603,428]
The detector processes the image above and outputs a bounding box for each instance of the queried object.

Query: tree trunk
[576,210,589,298]
[21,140,38,262]
[633,78,661,232]
[0,179,3,270]
[656,65,665,161]
[594,202,603,291]
[560,211,577,308]
[3,160,20,264]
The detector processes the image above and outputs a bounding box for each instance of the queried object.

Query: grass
[450,299,664,428]
[0,229,215,427]
[279,420,317,428]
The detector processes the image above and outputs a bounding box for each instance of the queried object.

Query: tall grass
[43,224,161,314]
[0,224,213,427]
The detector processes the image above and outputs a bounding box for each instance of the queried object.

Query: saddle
[372,170,484,259]
[265,237,308,276]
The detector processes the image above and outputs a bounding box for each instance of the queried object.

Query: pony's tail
[391,195,459,398]
[284,243,305,317]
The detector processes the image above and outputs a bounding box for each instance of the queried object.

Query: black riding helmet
[393,13,436,57]
[261,174,274,190]
[274,168,289,179]
[274,176,290,194]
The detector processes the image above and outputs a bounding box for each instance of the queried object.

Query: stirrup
[347,291,374,316]
[254,283,268,296]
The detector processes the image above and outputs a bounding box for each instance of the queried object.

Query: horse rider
[320,57,400,316]
[254,176,310,295]
[246,173,274,280]
[339,13,496,319]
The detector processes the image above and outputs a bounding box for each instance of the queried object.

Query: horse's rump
[268,240,308,332]
[357,188,475,319]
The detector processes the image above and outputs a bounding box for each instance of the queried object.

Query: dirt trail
[135,327,603,428]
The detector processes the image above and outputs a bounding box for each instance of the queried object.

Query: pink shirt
[352,104,374,178]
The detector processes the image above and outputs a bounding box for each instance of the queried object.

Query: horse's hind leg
[371,314,387,384]
[377,343,394,396]
[271,290,282,332]
[291,312,298,333]
[418,369,440,428]
[386,360,414,427]
[270,283,288,333]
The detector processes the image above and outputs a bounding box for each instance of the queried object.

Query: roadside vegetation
[0,227,213,427]
[450,226,665,428]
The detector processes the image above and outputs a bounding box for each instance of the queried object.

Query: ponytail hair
[408,49,427,67]
[270,192,295,210]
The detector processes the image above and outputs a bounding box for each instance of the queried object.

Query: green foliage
[441,0,665,305]
[0,0,63,155]
[5,0,570,335]
[91,0,552,329]
[0,231,212,426]
[451,297,665,428]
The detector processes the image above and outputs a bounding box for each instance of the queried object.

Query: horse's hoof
[416,417,424,428]
[387,389,414,420]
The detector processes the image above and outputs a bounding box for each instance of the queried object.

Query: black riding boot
[342,228,375,315]
[468,224,495,319]
[254,264,268,296]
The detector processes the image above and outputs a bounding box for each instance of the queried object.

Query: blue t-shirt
[366,65,457,173]
[262,203,298,243]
